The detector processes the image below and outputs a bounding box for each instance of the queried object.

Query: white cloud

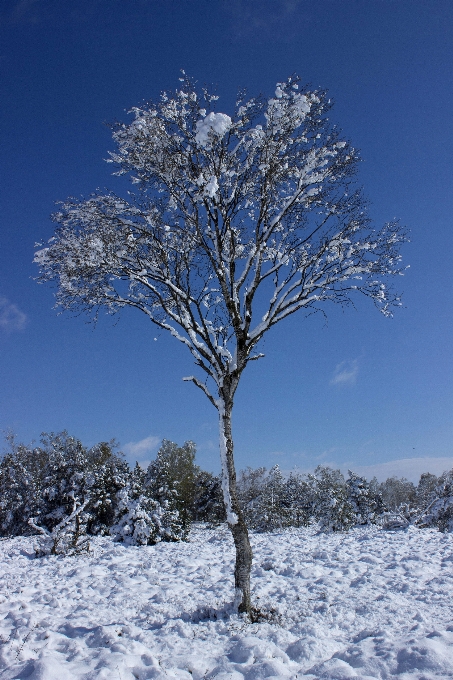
[0,296,27,332]
[341,457,453,483]
[330,359,358,385]
[223,0,307,40]
[122,435,160,460]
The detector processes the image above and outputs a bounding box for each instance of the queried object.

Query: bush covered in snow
[0,433,222,546]
[417,470,453,533]
[0,432,129,539]
[191,469,225,523]
[29,498,91,556]
[378,475,417,511]
[3,431,453,541]
[235,464,453,535]
[110,487,186,546]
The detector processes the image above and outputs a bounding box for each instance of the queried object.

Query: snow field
[1,525,453,679]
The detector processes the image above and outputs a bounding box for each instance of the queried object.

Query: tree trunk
[218,393,253,616]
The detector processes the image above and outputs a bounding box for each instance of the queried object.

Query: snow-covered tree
[236,466,268,520]
[110,487,185,546]
[417,469,453,533]
[379,476,416,512]
[346,471,384,525]
[239,465,292,531]
[192,469,225,523]
[29,497,90,556]
[415,472,438,512]
[145,440,198,533]
[35,75,406,614]
[310,466,355,532]
[0,432,129,538]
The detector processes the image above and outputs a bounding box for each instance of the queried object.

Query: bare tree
[35,74,406,615]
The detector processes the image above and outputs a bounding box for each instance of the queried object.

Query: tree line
[1,432,452,556]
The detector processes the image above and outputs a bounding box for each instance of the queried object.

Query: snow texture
[195,112,232,148]
[1,524,453,679]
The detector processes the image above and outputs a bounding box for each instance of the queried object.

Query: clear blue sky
[1,0,452,480]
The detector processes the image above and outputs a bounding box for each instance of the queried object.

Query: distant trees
[0,433,224,549]
[417,470,453,533]
[0,432,129,540]
[378,476,416,511]
[236,465,384,533]
[2,430,453,553]
[144,439,198,534]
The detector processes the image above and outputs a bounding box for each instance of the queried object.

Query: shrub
[417,470,453,532]
[192,470,225,523]
[144,440,198,534]
[310,466,355,532]
[110,487,187,546]
[0,432,129,538]
[346,471,385,525]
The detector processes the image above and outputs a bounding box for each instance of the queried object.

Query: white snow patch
[1,525,453,679]
[195,112,232,148]
[204,175,219,198]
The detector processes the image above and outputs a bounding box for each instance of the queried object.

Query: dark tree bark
[219,395,253,615]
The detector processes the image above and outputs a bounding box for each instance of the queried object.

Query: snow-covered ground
[1,525,453,679]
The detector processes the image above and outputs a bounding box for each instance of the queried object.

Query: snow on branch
[35,74,407,392]
[182,376,216,407]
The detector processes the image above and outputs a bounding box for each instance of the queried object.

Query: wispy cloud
[330,359,359,386]
[222,0,311,41]
[122,435,160,460]
[283,456,453,484]
[341,457,453,484]
[0,296,27,332]
[0,0,41,26]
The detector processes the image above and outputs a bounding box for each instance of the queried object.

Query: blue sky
[1,0,452,480]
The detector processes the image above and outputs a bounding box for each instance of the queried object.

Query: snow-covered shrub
[236,466,289,531]
[282,472,314,528]
[192,470,225,523]
[237,466,314,531]
[0,434,46,537]
[379,476,416,511]
[417,470,453,532]
[29,498,90,556]
[110,487,187,546]
[144,440,198,534]
[0,432,129,538]
[237,466,268,513]
[310,466,355,532]
[245,466,294,531]
[346,471,384,525]
[377,508,411,530]
[415,472,438,512]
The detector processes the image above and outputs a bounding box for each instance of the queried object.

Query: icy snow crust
[1,526,453,679]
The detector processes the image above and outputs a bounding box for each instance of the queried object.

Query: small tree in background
[417,470,453,533]
[310,466,355,532]
[346,471,384,525]
[379,476,416,511]
[0,432,129,540]
[415,472,438,512]
[192,469,225,523]
[145,439,198,534]
[110,487,185,546]
[283,471,314,528]
[35,75,406,614]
